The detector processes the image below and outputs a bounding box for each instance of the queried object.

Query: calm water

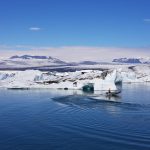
[0,83,150,150]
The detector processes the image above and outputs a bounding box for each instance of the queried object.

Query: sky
[0,0,150,61]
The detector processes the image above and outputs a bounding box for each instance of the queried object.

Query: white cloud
[29,27,41,31]
[144,19,150,22]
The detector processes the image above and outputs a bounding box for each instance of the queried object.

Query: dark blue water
[0,83,150,150]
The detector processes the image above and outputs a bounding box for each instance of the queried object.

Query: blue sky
[0,0,150,61]
[0,0,150,48]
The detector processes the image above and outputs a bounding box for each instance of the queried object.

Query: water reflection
[51,89,125,114]
[51,89,121,102]
[51,89,150,114]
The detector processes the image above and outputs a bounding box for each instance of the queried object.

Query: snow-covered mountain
[0,55,68,69]
[113,58,141,64]
[9,55,66,64]
[112,58,150,64]
[10,55,49,60]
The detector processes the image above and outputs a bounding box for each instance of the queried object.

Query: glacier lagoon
[0,83,150,150]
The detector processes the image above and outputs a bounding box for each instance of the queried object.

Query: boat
[106,90,121,96]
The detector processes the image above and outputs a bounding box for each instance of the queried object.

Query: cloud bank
[0,45,150,62]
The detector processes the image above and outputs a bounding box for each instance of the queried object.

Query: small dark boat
[106,90,121,96]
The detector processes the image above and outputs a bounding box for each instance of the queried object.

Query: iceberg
[0,69,122,93]
[120,65,150,83]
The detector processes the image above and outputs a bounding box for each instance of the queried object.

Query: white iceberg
[0,69,122,93]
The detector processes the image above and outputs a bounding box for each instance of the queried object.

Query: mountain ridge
[0,55,68,69]
[112,57,150,64]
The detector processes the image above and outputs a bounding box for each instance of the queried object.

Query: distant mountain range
[0,55,68,69]
[9,55,66,64]
[0,55,150,71]
[112,58,150,64]
[10,55,49,60]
